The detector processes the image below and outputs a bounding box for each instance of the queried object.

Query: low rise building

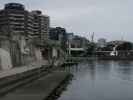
[49,27,67,51]
[67,34,89,57]
[97,38,107,48]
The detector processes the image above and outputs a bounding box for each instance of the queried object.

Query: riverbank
[0,60,49,79]
[0,71,72,100]
[0,60,52,96]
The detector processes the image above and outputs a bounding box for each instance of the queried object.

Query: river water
[58,60,133,100]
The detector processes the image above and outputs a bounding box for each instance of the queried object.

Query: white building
[97,38,107,48]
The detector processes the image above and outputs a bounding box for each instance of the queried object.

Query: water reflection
[116,61,133,81]
[87,60,96,80]
[58,60,133,100]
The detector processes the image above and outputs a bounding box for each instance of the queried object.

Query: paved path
[0,71,69,100]
[0,60,49,79]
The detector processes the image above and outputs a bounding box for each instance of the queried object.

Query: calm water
[58,60,133,100]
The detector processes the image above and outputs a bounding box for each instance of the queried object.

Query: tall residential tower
[0,3,49,42]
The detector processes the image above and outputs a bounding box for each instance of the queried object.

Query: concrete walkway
[0,60,49,79]
[0,71,70,100]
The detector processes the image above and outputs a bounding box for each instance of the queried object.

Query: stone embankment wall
[0,36,43,70]
[0,48,12,70]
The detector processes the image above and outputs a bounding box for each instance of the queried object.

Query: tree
[86,42,96,56]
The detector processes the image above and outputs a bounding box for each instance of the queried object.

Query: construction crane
[91,32,95,42]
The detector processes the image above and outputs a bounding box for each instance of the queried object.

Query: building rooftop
[4,3,25,10]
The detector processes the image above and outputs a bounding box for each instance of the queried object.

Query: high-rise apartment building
[0,3,50,67]
[0,3,27,37]
[0,3,49,42]
[31,10,49,42]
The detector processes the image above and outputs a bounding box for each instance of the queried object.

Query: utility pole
[121,33,124,41]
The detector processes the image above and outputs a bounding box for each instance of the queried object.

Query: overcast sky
[0,0,133,41]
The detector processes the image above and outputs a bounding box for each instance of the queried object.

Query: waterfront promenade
[0,71,71,100]
[0,60,49,79]
[0,59,72,100]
